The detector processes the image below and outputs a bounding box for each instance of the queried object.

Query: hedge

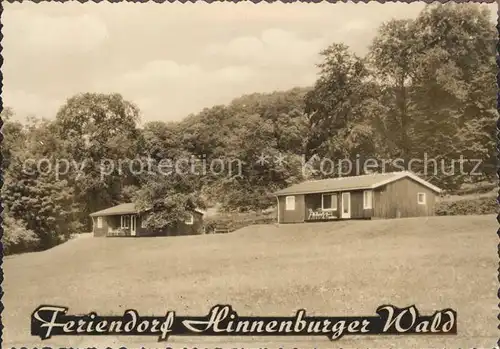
[436,197,498,216]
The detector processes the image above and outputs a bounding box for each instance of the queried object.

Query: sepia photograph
[1,1,498,348]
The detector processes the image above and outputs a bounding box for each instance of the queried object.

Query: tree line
[1,3,496,254]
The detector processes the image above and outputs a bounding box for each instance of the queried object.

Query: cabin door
[341,192,351,219]
[130,215,137,236]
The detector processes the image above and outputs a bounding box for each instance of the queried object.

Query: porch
[304,191,363,221]
[104,214,138,237]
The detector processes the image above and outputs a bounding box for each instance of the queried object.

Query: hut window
[363,190,373,209]
[417,192,426,205]
[285,196,296,211]
[121,215,131,228]
[97,217,103,228]
[322,194,337,211]
[185,213,194,225]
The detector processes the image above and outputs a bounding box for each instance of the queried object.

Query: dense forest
[1,4,496,254]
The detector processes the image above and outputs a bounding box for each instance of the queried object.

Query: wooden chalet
[90,203,204,237]
[273,171,442,223]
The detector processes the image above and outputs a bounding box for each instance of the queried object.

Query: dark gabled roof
[90,203,205,217]
[273,171,441,196]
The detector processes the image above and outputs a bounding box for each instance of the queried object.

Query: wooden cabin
[90,203,204,237]
[274,171,441,223]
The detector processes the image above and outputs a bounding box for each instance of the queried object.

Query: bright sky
[3,2,497,123]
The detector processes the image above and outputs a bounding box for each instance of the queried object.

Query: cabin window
[363,190,373,209]
[96,217,103,228]
[417,192,426,205]
[121,215,131,228]
[185,213,194,225]
[285,196,296,211]
[321,194,337,211]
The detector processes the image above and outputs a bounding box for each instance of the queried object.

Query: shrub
[3,215,40,255]
[436,197,498,216]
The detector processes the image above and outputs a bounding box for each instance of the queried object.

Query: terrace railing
[307,208,337,221]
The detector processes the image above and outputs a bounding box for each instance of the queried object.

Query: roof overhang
[90,207,205,217]
[274,186,374,197]
[89,210,137,217]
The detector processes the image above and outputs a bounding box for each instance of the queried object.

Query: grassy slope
[4,215,498,348]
